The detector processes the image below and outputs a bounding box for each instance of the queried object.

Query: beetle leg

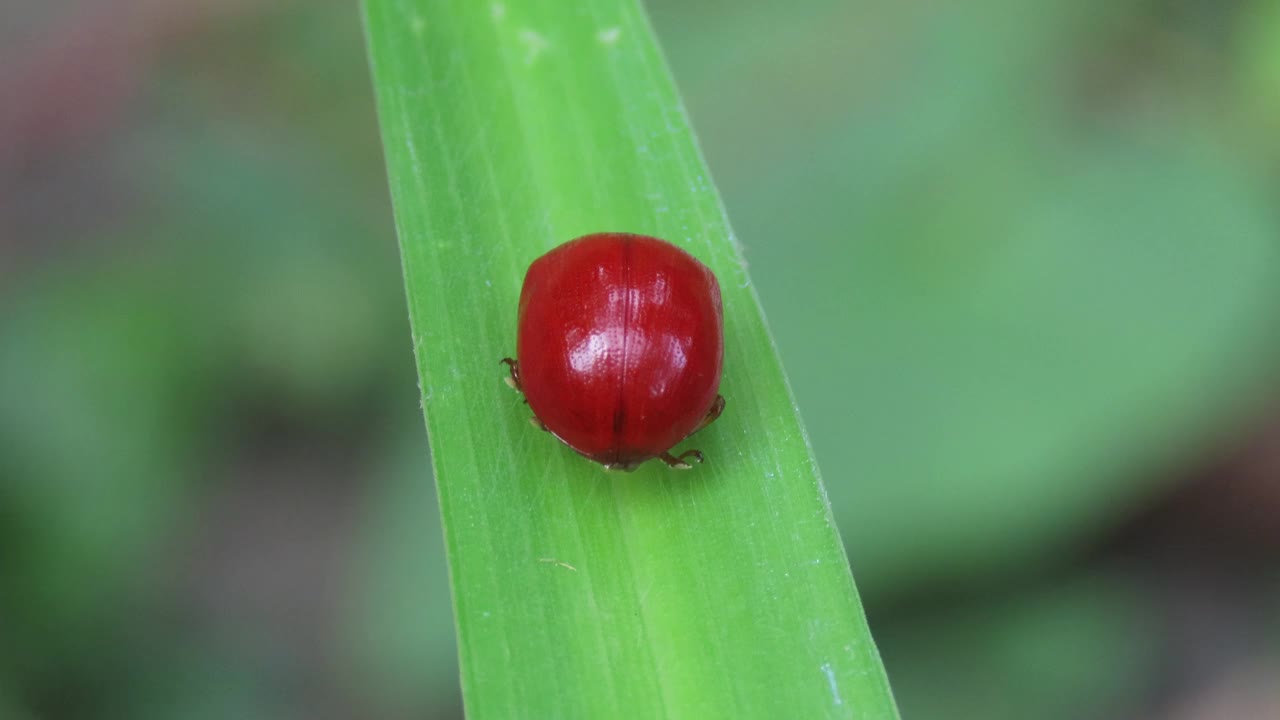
[528,416,548,432]
[500,357,522,392]
[691,394,725,435]
[659,449,704,470]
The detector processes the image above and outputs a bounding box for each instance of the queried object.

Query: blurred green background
[3,0,1279,718]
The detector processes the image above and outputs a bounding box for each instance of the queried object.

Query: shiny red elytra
[503,232,725,471]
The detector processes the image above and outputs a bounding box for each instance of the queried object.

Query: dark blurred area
[1,0,1277,718]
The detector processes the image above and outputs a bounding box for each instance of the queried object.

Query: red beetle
[503,233,725,471]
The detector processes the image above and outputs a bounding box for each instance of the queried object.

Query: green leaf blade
[363,0,899,717]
